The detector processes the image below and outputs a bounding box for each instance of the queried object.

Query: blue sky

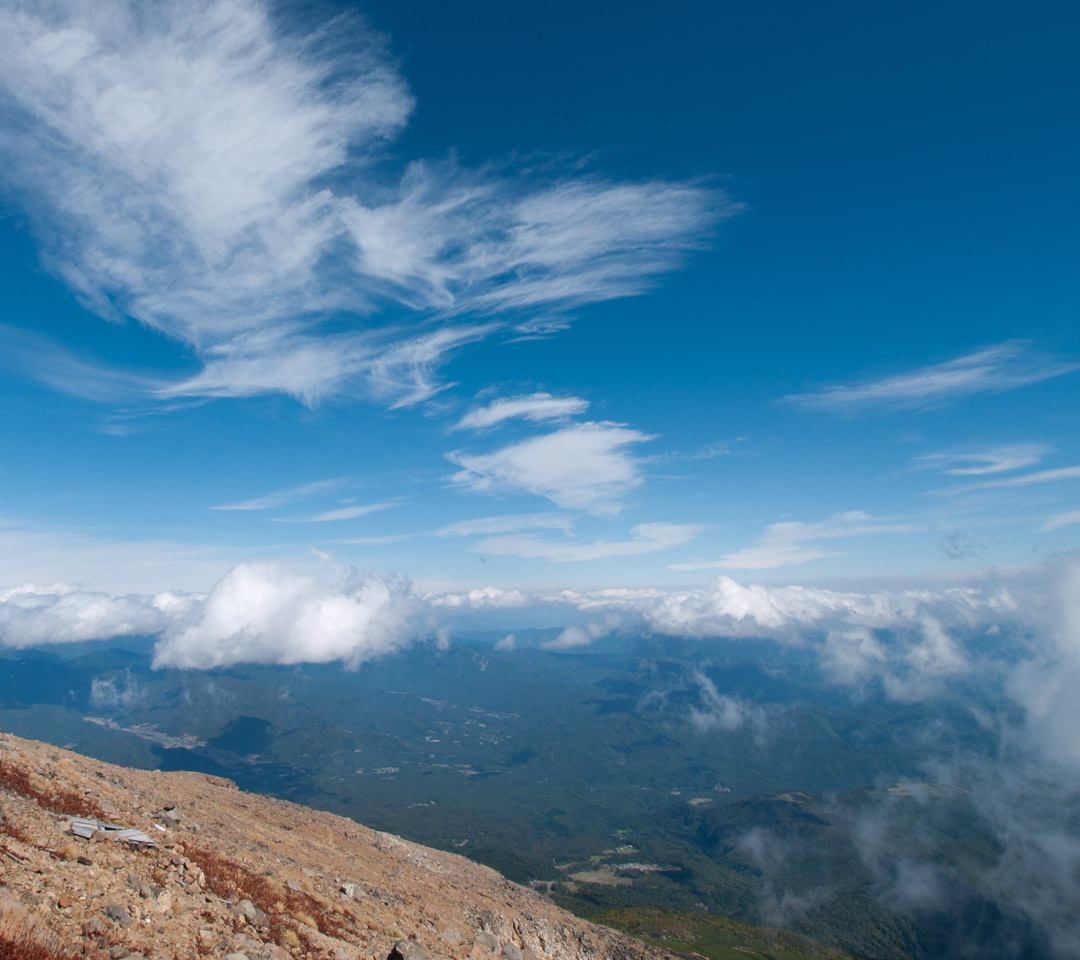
[0,0,1078,620]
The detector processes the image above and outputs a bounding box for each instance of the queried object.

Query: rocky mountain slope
[0,733,679,960]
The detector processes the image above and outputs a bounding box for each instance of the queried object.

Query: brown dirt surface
[0,733,681,960]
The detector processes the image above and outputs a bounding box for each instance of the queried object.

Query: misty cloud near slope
[563,558,1080,959]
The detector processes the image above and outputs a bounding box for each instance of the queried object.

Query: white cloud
[915,443,1052,476]
[549,556,1080,739]
[158,323,493,408]
[426,586,528,610]
[90,673,144,710]
[781,342,1079,413]
[543,618,616,650]
[435,513,575,537]
[494,633,515,651]
[557,572,1017,702]
[447,421,655,515]
[687,671,759,733]
[0,582,188,646]
[274,502,395,523]
[211,477,349,511]
[671,510,917,571]
[933,464,1080,497]
[0,0,730,406]
[453,393,589,431]
[152,561,419,669]
[1042,510,1080,532]
[475,522,702,562]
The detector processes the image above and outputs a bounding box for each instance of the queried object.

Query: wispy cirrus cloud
[447,421,655,515]
[781,342,1078,413]
[915,443,1052,476]
[671,510,917,571]
[210,477,349,512]
[435,513,576,537]
[933,464,1080,497]
[0,0,732,408]
[273,502,396,523]
[158,324,494,408]
[453,393,589,431]
[1042,511,1080,532]
[474,522,702,563]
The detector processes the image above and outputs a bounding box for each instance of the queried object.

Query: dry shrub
[0,818,31,845]
[0,761,107,820]
[0,892,73,960]
[0,933,73,960]
[185,844,353,947]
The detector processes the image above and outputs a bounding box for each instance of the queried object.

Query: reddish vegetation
[0,933,73,960]
[0,762,107,821]
[186,843,353,947]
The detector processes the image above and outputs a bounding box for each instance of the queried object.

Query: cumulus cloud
[447,421,655,514]
[0,583,181,646]
[453,393,590,431]
[781,342,1078,413]
[671,510,917,571]
[0,563,426,670]
[152,561,420,669]
[0,0,731,407]
[557,572,1018,702]
[426,586,529,610]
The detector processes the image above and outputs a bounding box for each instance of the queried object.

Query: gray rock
[225,954,250,960]
[388,940,429,960]
[128,873,154,899]
[231,898,268,927]
[441,927,465,945]
[473,932,499,953]
[340,881,363,899]
[262,947,293,960]
[501,945,522,960]
[103,903,131,928]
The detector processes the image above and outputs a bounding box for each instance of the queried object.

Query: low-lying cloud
[152,562,420,669]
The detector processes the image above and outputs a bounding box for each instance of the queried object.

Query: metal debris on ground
[70,817,159,847]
